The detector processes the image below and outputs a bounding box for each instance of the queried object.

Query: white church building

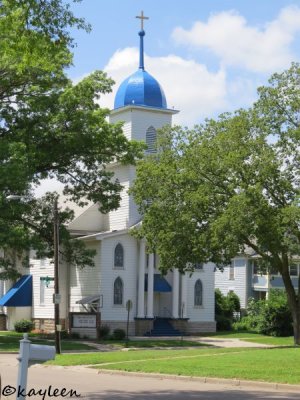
[0,19,216,336]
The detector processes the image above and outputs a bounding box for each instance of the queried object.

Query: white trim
[110,104,179,116]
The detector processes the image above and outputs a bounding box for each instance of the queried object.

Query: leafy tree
[131,63,300,344]
[0,0,143,277]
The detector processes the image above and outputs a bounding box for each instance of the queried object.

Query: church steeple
[135,11,149,70]
[114,11,169,110]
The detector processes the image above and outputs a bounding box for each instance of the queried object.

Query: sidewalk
[128,336,271,348]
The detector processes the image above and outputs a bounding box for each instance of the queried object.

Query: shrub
[215,289,241,330]
[232,316,255,331]
[259,290,293,337]
[216,315,232,331]
[112,328,126,340]
[69,332,80,340]
[98,324,110,339]
[227,291,241,313]
[60,330,69,339]
[237,290,293,336]
[14,319,34,333]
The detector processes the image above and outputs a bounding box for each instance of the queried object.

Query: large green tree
[131,63,300,344]
[0,0,143,277]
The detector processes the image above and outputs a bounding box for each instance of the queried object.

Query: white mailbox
[29,343,56,361]
[16,334,56,400]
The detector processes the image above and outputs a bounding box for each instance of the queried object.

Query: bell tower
[108,12,178,230]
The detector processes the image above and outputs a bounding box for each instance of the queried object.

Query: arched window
[146,126,157,153]
[114,243,124,268]
[113,277,123,305]
[194,279,203,306]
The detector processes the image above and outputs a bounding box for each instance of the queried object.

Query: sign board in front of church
[72,314,97,328]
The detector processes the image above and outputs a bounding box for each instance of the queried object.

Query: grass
[0,334,95,352]
[95,347,300,385]
[47,347,247,366]
[47,346,300,384]
[243,336,295,346]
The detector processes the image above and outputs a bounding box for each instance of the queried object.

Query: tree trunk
[280,260,300,345]
[292,312,300,345]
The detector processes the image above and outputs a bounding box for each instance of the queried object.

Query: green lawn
[93,347,300,385]
[47,346,300,384]
[0,334,95,352]
[47,347,244,366]
[243,336,295,346]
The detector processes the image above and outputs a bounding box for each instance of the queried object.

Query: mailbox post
[17,333,55,399]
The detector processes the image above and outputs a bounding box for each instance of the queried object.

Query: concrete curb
[96,369,300,393]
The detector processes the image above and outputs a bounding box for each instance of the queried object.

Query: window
[194,262,203,270]
[289,264,298,276]
[40,279,45,305]
[229,262,235,280]
[113,277,123,305]
[114,243,124,268]
[253,260,259,275]
[194,279,203,306]
[146,126,157,153]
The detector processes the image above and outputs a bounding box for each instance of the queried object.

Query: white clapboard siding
[99,234,138,322]
[68,203,109,232]
[214,258,248,308]
[186,262,215,322]
[108,165,131,230]
[31,258,55,319]
[109,107,173,142]
[109,110,132,140]
[69,241,101,312]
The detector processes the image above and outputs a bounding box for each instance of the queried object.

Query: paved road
[0,354,299,400]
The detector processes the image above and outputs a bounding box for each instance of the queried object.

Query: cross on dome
[114,12,168,110]
[135,11,149,31]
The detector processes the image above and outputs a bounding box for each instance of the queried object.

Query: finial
[136,11,149,31]
[135,11,149,70]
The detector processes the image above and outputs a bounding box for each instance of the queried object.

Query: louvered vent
[146,126,157,153]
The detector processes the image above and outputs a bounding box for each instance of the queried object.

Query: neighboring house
[0,25,216,336]
[215,256,300,309]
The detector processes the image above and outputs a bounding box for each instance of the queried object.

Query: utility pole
[53,198,61,354]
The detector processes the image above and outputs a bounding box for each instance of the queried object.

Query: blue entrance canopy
[0,275,32,307]
[145,274,172,292]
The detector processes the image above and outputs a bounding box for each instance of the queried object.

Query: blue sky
[67,0,300,125]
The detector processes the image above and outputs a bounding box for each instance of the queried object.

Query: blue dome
[114,69,167,109]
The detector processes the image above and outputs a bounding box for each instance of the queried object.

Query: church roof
[114,68,167,109]
[114,27,167,110]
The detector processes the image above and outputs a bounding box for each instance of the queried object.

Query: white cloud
[100,47,227,125]
[172,5,300,73]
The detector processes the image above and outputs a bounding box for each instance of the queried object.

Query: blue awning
[0,275,32,307]
[145,274,172,292]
